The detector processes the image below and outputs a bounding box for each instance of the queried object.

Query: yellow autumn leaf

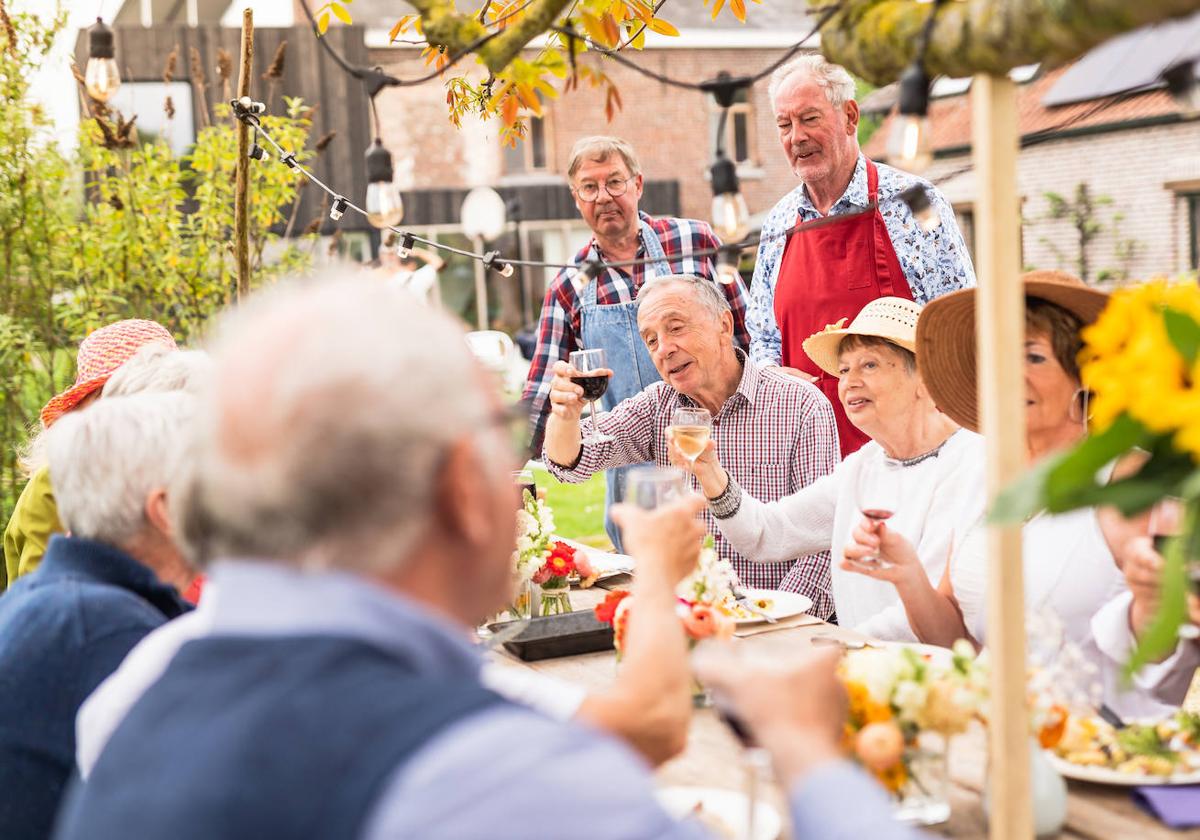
[317,11,330,34]
[629,27,646,49]
[501,94,519,127]
[624,0,653,23]
[330,3,353,25]
[729,0,746,21]
[709,0,725,20]
[489,80,514,109]
[611,2,627,24]
[516,83,543,116]
[601,13,621,47]
[531,77,559,98]
[645,17,679,36]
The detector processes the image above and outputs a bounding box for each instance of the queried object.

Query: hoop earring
[1068,388,1090,428]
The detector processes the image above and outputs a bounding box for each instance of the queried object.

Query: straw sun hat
[802,297,923,378]
[915,270,1109,433]
[39,320,177,428]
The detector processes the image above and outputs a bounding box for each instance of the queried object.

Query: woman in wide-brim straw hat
[669,297,987,641]
[3,321,177,589]
[842,274,1174,713]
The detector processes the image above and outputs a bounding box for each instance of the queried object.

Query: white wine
[671,424,711,460]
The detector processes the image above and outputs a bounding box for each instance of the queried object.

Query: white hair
[46,392,197,548]
[636,274,732,323]
[186,274,493,573]
[103,345,213,397]
[768,54,857,111]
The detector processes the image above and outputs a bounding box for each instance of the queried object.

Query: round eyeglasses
[572,175,636,203]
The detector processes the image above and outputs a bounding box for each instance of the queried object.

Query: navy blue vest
[54,635,504,840]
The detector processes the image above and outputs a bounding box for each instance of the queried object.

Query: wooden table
[493,586,1199,839]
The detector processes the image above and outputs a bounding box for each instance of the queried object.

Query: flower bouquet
[510,490,555,619]
[532,540,591,615]
[994,279,1200,673]
[840,641,987,824]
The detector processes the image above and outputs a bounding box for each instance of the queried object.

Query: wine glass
[568,348,613,444]
[668,407,712,464]
[853,458,902,564]
[624,465,687,510]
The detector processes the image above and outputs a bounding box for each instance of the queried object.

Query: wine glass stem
[590,400,601,440]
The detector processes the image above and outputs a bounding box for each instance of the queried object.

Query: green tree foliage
[0,9,316,522]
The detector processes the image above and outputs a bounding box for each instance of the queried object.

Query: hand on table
[840,518,925,591]
[610,495,706,587]
[665,436,728,500]
[693,643,846,782]
[547,360,612,422]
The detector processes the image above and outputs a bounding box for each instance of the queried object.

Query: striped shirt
[522,212,751,451]
[544,353,839,617]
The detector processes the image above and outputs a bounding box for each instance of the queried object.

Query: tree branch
[409,0,576,74]
[814,0,1200,86]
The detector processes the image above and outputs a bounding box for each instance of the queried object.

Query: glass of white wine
[669,406,712,464]
[625,466,687,510]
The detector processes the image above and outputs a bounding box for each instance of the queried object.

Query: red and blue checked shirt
[522,212,751,451]
[544,353,839,617]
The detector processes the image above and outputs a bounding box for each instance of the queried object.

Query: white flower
[893,680,928,723]
[843,649,907,705]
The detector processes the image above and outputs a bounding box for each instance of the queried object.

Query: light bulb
[716,246,742,285]
[85,18,120,103]
[329,197,347,221]
[898,185,941,233]
[460,187,507,241]
[886,114,933,173]
[712,191,750,242]
[499,262,515,278]
[365,181,404,229]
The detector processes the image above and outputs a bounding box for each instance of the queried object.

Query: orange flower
[855,721,905,772]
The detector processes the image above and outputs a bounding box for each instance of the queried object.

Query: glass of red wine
[569,348,614,444]
[854,458,902,565]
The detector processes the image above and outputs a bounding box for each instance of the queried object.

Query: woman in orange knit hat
[3,320,176,588]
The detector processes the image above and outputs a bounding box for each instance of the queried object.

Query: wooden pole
[973,72,1032,839]
[233,8,254,301]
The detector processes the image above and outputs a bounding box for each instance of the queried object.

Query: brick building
[864,15,1200,286]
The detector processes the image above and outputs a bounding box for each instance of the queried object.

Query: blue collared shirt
[748,154,976,366]
[203,560,927,839]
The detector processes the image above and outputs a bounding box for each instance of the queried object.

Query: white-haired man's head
[45,392,197,590]
[186,276,519,624]
[636,275,738,397]
[767,54,861,189]
[103,345,213,398]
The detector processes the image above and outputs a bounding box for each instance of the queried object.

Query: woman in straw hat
[3,320,177,589]
[671,297,986,640]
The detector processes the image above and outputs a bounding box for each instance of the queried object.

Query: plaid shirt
[543,353,839,618]
[522,212,751,451]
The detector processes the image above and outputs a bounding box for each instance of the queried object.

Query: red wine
[571,374,610,402]
[862,508,894,522]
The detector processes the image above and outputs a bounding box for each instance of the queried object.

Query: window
[106,81,195,154]
[1189,194,1200,272]
[502,116,549,175]
[709,89,756,165]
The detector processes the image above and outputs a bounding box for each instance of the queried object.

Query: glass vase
[507,579,537,620]
[892,733,951,826]
[538,583,572,616]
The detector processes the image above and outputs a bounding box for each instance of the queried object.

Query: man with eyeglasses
[522,136,751,550]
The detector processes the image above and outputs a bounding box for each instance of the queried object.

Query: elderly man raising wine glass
[672,298,986,638]
[748,54,975,457]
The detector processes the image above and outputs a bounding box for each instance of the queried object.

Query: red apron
[774,158,914,458]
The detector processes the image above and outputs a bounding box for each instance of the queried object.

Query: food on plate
[687,801,736,839]
[1051,711,1200,777]
[723,596,775,620]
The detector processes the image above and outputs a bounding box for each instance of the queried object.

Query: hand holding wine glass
[667,407,712,463]
[852,459,902,565]
[567,349,614,444]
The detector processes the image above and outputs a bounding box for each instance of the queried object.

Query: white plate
[1046,752,1200,787]
[553,537,635,583]
[656,786,782,840]
[871,640,955,667]
[732,589,813,626]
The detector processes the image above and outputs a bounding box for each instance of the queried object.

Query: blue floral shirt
[748,154,976,366]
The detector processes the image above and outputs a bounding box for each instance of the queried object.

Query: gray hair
[46,392,197,548]
[103,345,213,397]
[636,274,732,323]
[768,54,857,111]
[186,275,494,573]
[567,136,642,181]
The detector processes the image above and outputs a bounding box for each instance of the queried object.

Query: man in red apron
[747,56,976,458]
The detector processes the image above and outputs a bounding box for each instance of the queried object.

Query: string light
[460,187,508,242]
[898,184,941,233]
[329,196,348,221]
[280,152,298,169]
[85,18,121,103]
[248,142,266,160]
[703,72,752,242]
[884,0,943,173]
[364,139,404,229]
[396,233,416,259]
[716,246,742,285]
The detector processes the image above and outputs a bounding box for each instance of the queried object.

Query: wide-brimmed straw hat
[40,319,177,427]
[915,270,1109,432]
[802,297,923,378]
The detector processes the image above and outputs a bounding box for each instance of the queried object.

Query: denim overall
[579,219,671,551]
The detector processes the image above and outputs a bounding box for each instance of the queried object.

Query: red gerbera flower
[593,589,632,625]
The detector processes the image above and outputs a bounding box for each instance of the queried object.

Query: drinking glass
[624,465,687,510]
[668,407,713,464]
[568,348,614,444]
[854,458,902,564]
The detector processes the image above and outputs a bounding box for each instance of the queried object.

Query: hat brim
[803,329,918,379]
[916,278,1109,432]
[39,375,109,428]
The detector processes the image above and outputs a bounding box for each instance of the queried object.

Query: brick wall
[368,46,805,224]
[927,118,1200,283]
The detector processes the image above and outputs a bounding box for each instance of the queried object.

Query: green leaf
[1126,502,1197,676]
[1163,307,1200,367]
